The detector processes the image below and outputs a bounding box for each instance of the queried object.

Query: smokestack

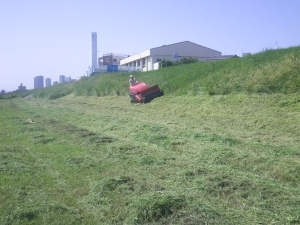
[91,32,97,69]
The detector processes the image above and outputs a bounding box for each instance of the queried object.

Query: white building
[120,41,222,72]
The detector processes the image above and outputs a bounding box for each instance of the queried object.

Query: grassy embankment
[1,46,300,224]
[33,46,300,98]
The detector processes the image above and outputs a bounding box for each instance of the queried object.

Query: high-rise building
[59,75,65,83]
[45,78,51,87]
[65,76,73,82]
[34,75,44,89]
[91,32,97,70]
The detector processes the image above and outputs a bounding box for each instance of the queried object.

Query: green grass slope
[33,46,300,99]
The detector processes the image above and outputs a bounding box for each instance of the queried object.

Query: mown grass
[1,46,300,224]
[1,92,300,224]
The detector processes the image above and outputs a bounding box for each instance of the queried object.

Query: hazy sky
[1,0,299,91]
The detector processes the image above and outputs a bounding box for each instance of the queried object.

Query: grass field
[1,46,300,224]
[1,92,300,224]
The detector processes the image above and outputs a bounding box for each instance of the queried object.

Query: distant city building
[98,53,128,66]
[243,52,252,57]
[59,75,65,83]
[64,76,72,82]
[1,90,5,95]
[53,81,59,85]
[18,83,26,91]
[45,78,51,87]
[34,75,44,89]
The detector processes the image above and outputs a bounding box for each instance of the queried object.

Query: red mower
[129,82,164,103]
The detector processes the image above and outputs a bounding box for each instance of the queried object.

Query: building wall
[120,50,151,65]
[64,76,72,82]
[151,41,221,62]
[99,55,112,65]
[18,84,26,91]
[153,62,160,70]
[113,55,127,64]
[34,75,44,89]
[59,75,65,83]
[120,41,221,72]
[45,78,51,87]
[98,54,128,65]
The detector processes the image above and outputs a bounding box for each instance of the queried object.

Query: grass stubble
[1,91,299,224]
[1,46,300,224]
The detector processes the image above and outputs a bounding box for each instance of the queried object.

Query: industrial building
[98,53,128,66]
[88,32,137,75]
[34,75,44,89]
[87,33,236,75]
[120,41,222,72]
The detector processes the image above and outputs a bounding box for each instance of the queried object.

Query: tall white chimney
[91,32,97,69]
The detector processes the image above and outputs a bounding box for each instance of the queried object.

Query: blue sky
[1,0,299,92]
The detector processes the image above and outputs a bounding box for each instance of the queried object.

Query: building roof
[120,40,223,65]
[150,41,221,54]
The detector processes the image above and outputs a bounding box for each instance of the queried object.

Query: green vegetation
[33,83,74,100]
[1,46,300,224]
[159,56,199,68]
[31,46,300,99]
[0,90,33,100]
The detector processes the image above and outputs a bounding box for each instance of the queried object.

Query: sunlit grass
[31,46,300,100]
[1,92,300,224]
[1,46,300,224]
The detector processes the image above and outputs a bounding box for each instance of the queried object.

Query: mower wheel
[159,90,164,96]
[142,97,149,104]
